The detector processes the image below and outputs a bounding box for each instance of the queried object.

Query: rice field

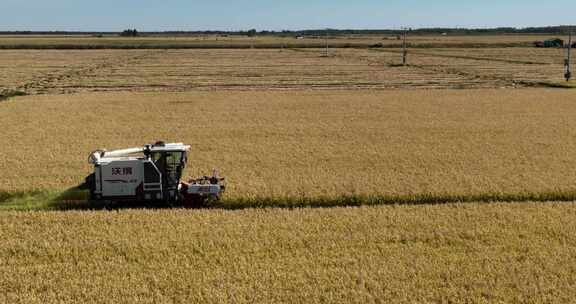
[1,89,576,202]
[364,48,568,85]
[1,38,576,302]
[0,47,572,96]
[1,203,576,303]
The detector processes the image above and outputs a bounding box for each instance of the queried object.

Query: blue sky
[1,0,574,31]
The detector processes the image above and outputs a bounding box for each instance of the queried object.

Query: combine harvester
[84,142,225,207]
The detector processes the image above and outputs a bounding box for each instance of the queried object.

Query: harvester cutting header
[85,141,225,206]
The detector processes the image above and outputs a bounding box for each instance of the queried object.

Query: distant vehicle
[534,38,564,48]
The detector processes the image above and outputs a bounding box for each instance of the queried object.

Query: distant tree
[246,29,257,37]
[120,29,139,37]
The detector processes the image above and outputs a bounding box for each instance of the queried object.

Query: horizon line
[1,25,575,33]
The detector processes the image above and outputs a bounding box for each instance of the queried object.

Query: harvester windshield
[151,150,187,192]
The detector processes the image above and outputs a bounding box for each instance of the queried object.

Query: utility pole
[325,28,329,57]
[402,27,409,66]
[565,31,572,82]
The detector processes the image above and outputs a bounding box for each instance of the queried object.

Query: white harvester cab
[85,141,224,206]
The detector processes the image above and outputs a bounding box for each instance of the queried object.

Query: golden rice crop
[1,202,575,303]
[1,89,576,202]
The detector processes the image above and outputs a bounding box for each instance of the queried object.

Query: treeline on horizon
[1,25,574,36]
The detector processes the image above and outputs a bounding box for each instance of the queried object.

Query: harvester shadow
[49,187,178,211]
[47,187,576,212]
